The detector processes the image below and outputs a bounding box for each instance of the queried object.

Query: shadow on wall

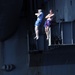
[0,0,23,41]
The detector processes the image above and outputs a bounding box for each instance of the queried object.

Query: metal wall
[0,19,29,75]
[55,0,75,22]
[29,65,75,75]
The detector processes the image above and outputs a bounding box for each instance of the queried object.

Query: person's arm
[50,13,54,17]
[45,13,54,19]
[45,14,50,19]
[35,13,40,17]
[35,13,38,15]
[35,12,42,17]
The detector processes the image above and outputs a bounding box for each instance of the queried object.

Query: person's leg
[34,20,41,40]
[45,26,49,40]
[34,26,39,40]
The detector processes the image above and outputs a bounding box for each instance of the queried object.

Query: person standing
[44,9,54,40]
[34,9,44,40]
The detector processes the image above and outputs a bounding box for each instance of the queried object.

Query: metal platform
[29,44,75,67]
[29,44,75,52]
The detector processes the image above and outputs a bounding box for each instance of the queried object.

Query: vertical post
[35,40,39,50]
[59,20,61,40]
[27,31,29,51]
[61,23,63,44]
[0,42,4,75]
[71,21,73,44]
[0,42,2,74]
[48,27,51,46]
